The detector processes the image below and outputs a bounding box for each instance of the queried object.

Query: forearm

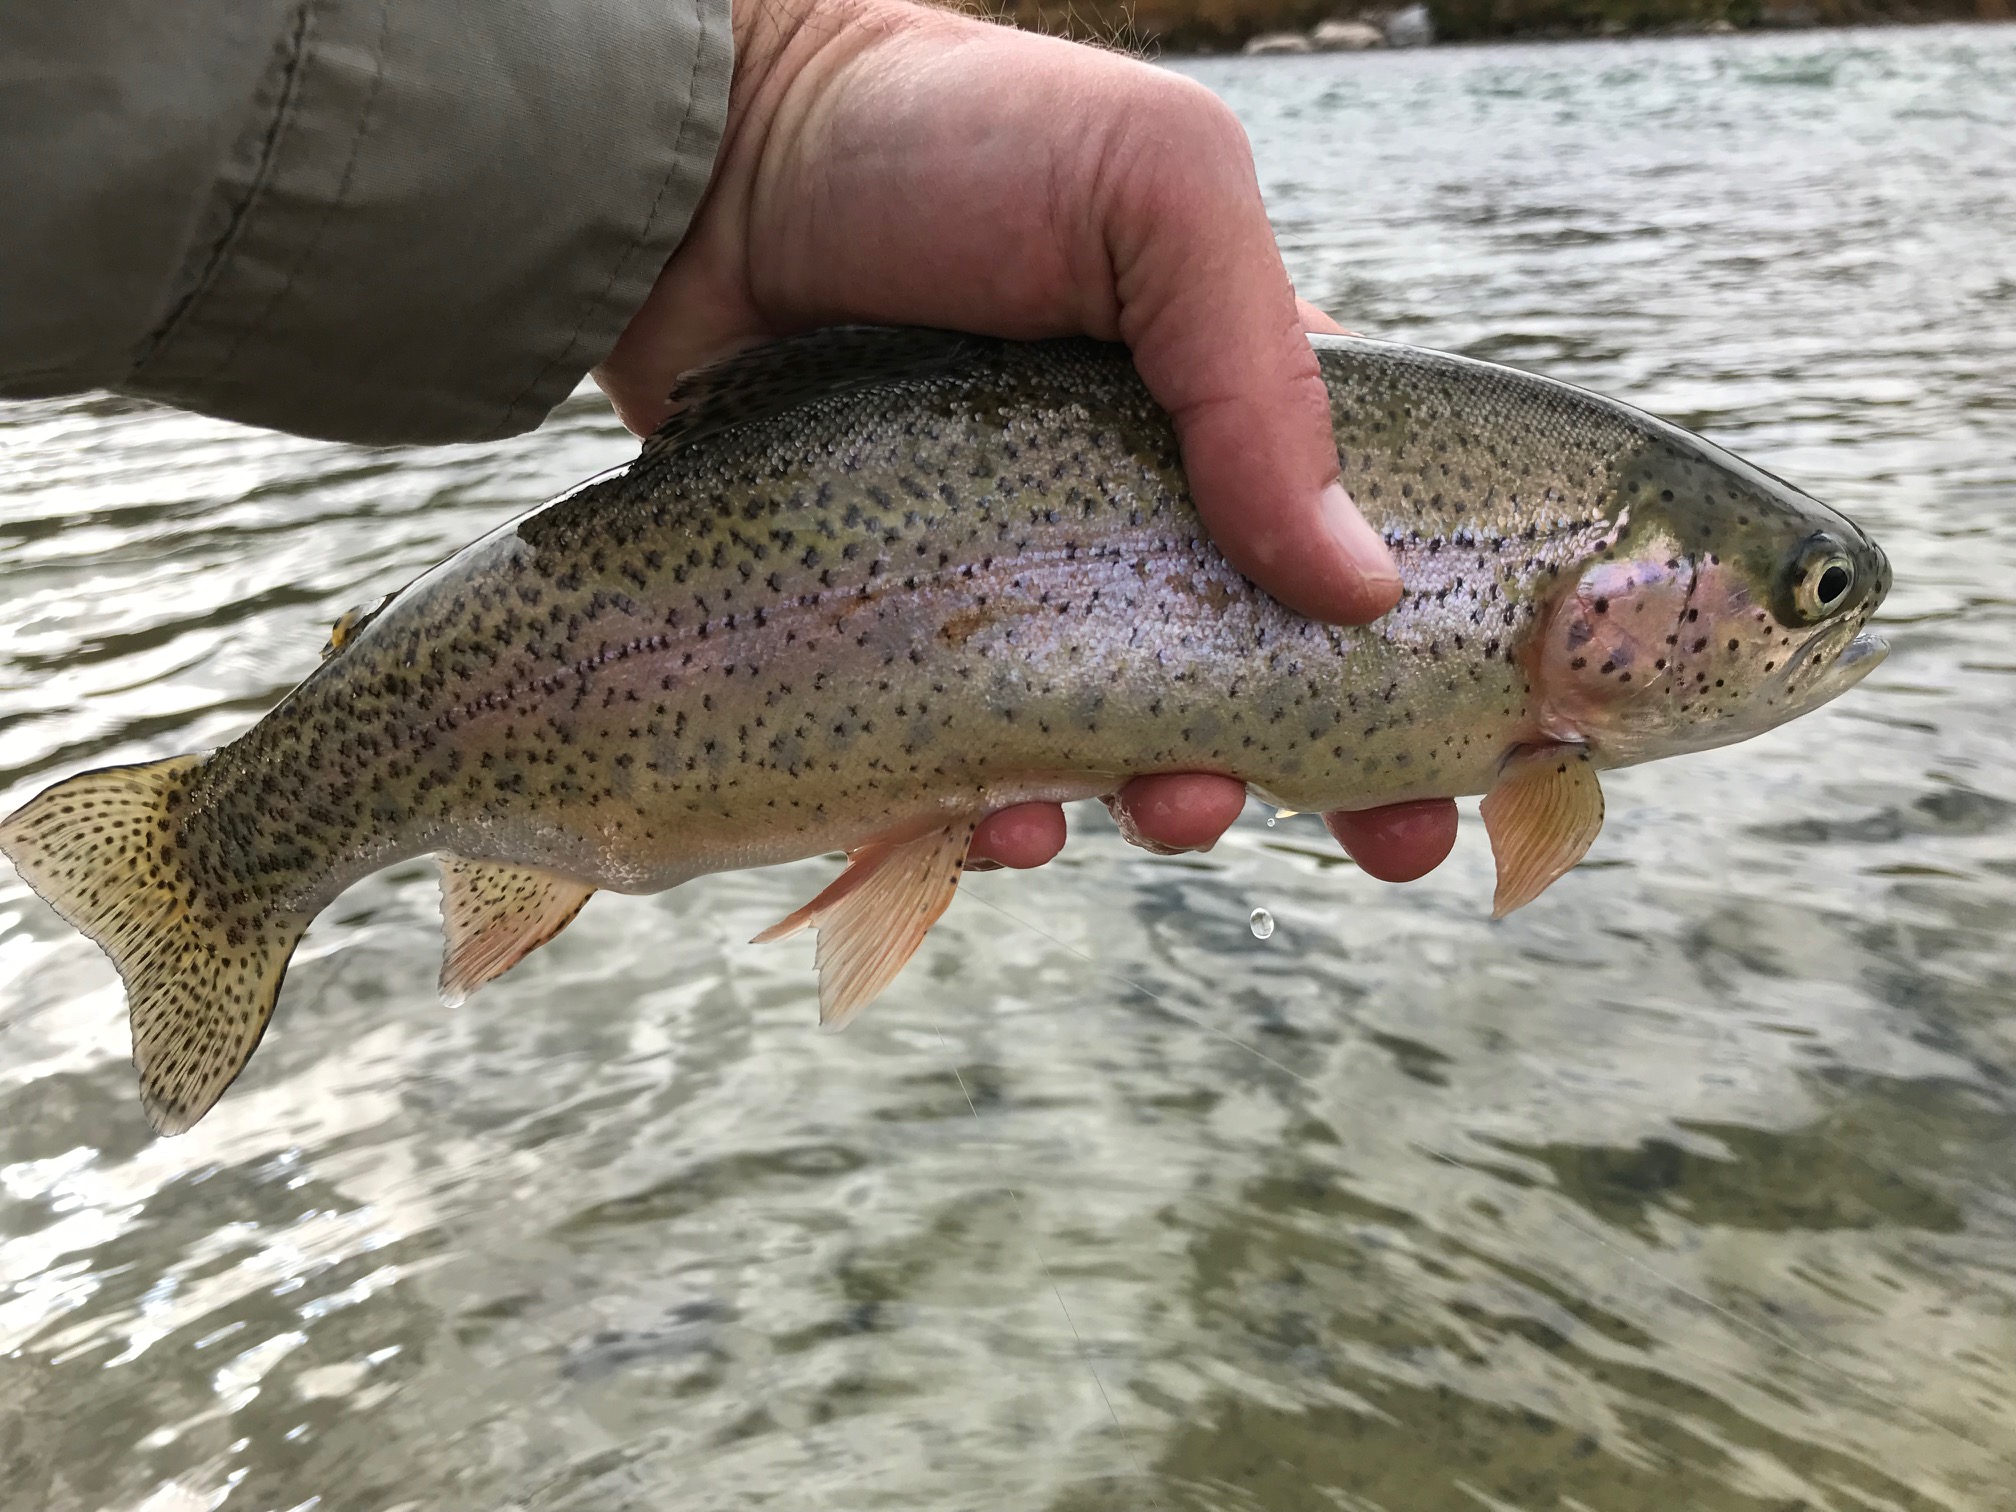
[0,0,733,444]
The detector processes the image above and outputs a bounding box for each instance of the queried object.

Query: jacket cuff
[128,0,733,445]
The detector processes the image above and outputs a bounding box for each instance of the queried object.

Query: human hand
[594,0,1458,884]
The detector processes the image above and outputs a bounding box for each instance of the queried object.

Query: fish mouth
[1813,624,1889,687]
[1838,628,1889,674]
[1772,621,1888,709]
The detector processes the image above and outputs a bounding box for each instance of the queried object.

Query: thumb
[1099,84,1399,624]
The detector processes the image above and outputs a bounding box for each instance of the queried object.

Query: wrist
[725,0,928,172]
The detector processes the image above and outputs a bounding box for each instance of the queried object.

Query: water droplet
[1249,908,1275,940]
[1265,816,1276,828]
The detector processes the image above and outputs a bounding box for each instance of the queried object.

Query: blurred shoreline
[968,0,2011,56]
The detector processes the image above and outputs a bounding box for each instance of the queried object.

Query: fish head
[1532,436,1890,768]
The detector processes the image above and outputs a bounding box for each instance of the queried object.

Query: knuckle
[1142,72,1248,150]
[1102,76,1256,220]
[1168,95,1254,190]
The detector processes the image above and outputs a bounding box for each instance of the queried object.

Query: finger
[968,802,1069,870]
[1101,83,1399,625]
[595,330,767,438]
[1104,773,1248,854]
[1323,800,1459,883]
[1295,298,1348,337]
[594,262,772,437]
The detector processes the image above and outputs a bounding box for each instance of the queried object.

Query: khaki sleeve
[0,0,733,444]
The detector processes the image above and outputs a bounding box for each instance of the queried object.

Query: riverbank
[971,0,2008,54]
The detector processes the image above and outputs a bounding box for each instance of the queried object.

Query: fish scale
[0,326,1890,1131]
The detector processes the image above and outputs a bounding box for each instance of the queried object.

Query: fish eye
[1787,539,1855,623]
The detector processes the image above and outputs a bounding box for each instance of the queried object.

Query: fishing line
[964,885,2009,1483]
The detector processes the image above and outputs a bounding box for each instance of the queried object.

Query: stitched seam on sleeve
[491,0,715,435]
[197,0,397,385]
[131,2,316,377]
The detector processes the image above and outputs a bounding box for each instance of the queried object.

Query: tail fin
[0,757,310,1134]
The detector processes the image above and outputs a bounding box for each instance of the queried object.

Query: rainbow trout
[0,328,1890,1132]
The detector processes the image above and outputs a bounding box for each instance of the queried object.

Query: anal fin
[752,818,978,1029]
[438,856,596,1004]
[1479,745,1605,917]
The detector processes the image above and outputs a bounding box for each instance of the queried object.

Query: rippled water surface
[6,23,2016,1511]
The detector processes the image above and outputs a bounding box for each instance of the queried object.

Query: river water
[4,22,2014,1512]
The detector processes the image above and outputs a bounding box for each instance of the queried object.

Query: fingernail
[1319,482,1400,593]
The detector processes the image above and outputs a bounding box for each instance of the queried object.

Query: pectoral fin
[438,857,596,1004]
[1479,745,1605,917]
[753,818,979,1030]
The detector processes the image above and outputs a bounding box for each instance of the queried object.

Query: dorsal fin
[640,326,992,459]
[321,591,396,660]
